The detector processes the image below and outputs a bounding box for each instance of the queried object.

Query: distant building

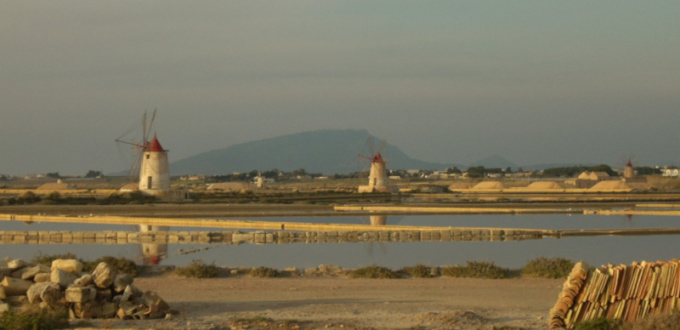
[568,171,612,189]
[661,168,680,177]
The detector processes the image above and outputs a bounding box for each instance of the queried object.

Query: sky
[2,1,680,176]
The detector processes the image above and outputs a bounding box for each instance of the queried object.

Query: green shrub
[349,265,398,279]
[16,191,40,204]
[521,257,574,279]
[45,191,62,201]
[249,266,280,278]
[0,306,69,330]
[441,261,510,279]
[400,264,433,278]
[102,191,157,204]
[440,265,467,277]
[175,260,219,278]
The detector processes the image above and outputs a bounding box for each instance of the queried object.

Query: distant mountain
[169,129,456,175]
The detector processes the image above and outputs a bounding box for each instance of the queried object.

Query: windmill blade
[141,110,147,146]
[620,152,637,165]
[114,138,142,148]
[128,149,144,183]
[376,138,387,155]
[147,108,157,141]
[115,112,145,148]
[357,152,372,161]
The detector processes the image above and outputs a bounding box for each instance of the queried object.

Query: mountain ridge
[169,129,457,176]
[115,129,633,176]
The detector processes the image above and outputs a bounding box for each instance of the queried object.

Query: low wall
[0,228,545,245]
[334,205,573,214]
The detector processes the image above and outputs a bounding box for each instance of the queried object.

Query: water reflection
[370,214,387,226]
[139,225,168,265]
[2,214,680,270]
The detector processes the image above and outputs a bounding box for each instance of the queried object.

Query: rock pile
[550,260,680,328]
[0,257,170,320]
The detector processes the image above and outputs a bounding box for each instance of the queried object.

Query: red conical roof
[146,134,165,152]
[372,152,384,163]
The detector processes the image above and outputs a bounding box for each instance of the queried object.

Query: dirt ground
[80,275,563,330]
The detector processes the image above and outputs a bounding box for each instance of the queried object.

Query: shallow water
[1,214,679,269]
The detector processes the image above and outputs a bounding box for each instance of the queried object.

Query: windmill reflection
[369,214,387,226]
[139,224,168,265]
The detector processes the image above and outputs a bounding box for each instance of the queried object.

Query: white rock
[51,259,83,274]
[50,268,78,288]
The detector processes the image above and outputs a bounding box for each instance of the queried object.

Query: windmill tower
[358,139,397,193]
[623,159,635,179]
[620,153,639,181]
[116,110,184,199]
[138,134,171,196]
[367,152,388,189]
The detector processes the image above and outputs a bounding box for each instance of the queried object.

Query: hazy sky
[2,1,679,176]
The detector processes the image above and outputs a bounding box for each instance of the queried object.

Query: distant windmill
[115,109,172,198]
[620,153,637,179]
[357,138,396,193]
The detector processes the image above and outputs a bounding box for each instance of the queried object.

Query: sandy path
[86,276,563,329]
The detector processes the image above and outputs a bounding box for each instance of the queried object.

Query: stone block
[18,264,50,280]
[96,288,113,302]
[27,231,39,243]
[0,302,8,314]
[51,268,78,288]
[118,300,141,318]
[74,274,93,287]
[73,301,101,319]
[49,232,63,243]
[38,232,50,243]
[51,259,83,274]
[33,272,51,283]
[113,274,133,293]
[0,267,12,279]
[26,282,61,304]
[11,267,31,279]
[143,290,170,317]
[92,262,116,288]
[101,301,118,318]
[12,235,26,243]
[1,276,33,296]
[120,284,142,303]
[7,258,27,270]
[40,283,64,306]
[65,286,97,303]
[62,231,73,242]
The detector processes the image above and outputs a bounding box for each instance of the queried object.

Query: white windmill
[620,153,637,179]
[115,110,178,199]
[357,138,397,193]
